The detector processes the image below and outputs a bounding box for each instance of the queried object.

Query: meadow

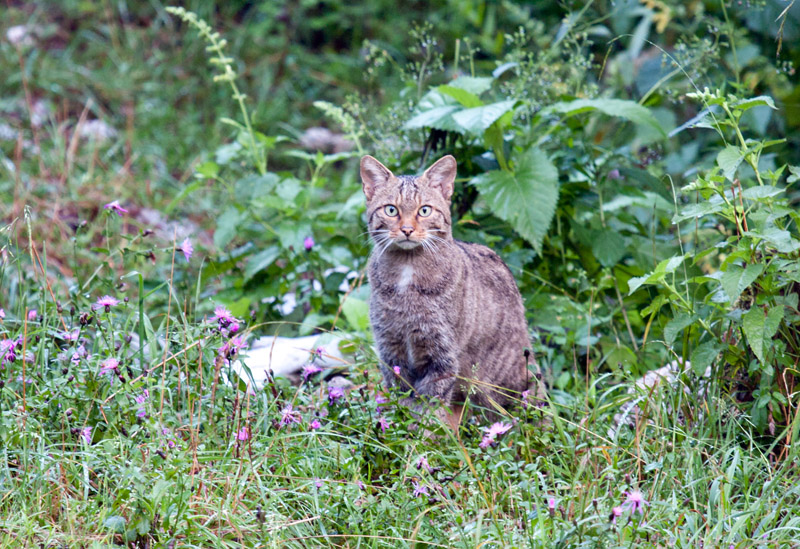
[1,1,800,547]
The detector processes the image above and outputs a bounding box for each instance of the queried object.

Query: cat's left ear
[423,155,457,200]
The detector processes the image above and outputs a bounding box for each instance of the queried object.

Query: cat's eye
[418,205,433,217]
[384,205,399,217]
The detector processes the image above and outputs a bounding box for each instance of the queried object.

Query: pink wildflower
[412,481,429,498]
[479,421,513,448]
[0,308,4,320]
[377,416,390,433]
[81,426,92,444]
[356,480,366,490]
[279,404,302,427]
[212,306,235,325]
[179,237,193,261]
[1,338,19,365]
[27,309,37,321]
[303,236,315,251]
[309,418,321,430]
[302,364,322,381]
[104,200,128,216]
[218,336,247,360]
[548,497,556,517]
[610,506,622,524]
[622,490,649,515]
[392,366,401,376]
[100,357,119,375]
[416,455,434,473]
[61,329,80,342]
[236,427,250,441]
[314,478,324,489]
[93,295,120,311]
[375,394,389,414]
[327,386,345,405]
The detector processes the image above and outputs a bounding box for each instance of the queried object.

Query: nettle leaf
[743,306,784,364]
[470,146,558,253]
[732,95,777,112]
[690,340,723,376]
[437,85,483,108]
[591,229,627,267]
[627,254,687,294]
[720,263,764,302]
[445,76,494,95]
[664,312,699,346]
[741,186,785,200]
[745,228,800,253]
[546,98,665,137]
[404,90,463,132]
[451,100,517,134]
[341,296,370,333]
[244,245,280,282]
[716,145,744,182]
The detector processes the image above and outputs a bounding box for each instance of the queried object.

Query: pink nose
[400,226,413,237]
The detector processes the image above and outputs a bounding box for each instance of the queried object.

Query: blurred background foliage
[2,0,800,435]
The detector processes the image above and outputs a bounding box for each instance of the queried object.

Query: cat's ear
[360,156,394,201]
[423,155,457,200]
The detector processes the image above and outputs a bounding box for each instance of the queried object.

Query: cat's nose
[400,226,414,237]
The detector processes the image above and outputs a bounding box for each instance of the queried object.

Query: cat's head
[360,155,456,251]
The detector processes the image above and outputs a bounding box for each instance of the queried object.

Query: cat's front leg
[410,354,461,430]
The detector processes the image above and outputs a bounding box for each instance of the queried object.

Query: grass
[2,3,800,548]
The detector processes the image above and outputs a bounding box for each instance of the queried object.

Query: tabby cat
[361,155,545,429]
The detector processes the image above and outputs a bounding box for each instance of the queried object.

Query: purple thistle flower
[313,347,324,359]
[135,389,149,417]
[375,394,389,414]
[179,237,193,261]
[303,236,315,251]
[302,364,322,381]
[218,336,247,361]
[236,427,250,441]
[377,416,390,433]
[100,357,120,375]
[548,497,556,517]
[136,408,147,419]
[412,481,429,498]
[521,389,530,408]
[327,386,345,405]
[71,344,87,365]
[104,200,128,216]
[610,506,622,524]
[479,421,513,449]
[27,309,37,321]
[416,455,434,473]
[81,426,92,444]
[608,168,622,180]
[0,308,4,320]
[392,366,401,376]
[622,490,649,515]
[279,404,302,427]
[1,338,19,365]
[309,418,321,430]
[314,478,324,489]
[212,306,235,324]
[356,480,366,490]
[61,329,80,342]
[228,320,240,334]
[93,295,120,311]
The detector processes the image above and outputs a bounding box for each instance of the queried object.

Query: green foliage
[3,0,800,545]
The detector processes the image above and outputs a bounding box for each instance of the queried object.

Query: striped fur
[360,155,545,427]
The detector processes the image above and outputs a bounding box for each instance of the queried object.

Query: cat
[360,154,545,430]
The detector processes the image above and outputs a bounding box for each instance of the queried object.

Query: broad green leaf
[546,98,665,137]
[244,246,280,282]
[720,263,764,302]
[341,296,370,333]
[627,255,687,294]
[664,312,698,346]
[447,76,494,95]
[731,95,777,112]
[743,307,766,363]
[745,228,800,253]
[213,207,243,249]
[673,195,726,222]
[741,185,784,200]
[403,105,462,131]
[451,100,517,133]
[690,340,723,375]
[716,145,744,181]
[195,161,219,178]
[436,85,483,108]
[470,146,558,253]
[591,229,627,267]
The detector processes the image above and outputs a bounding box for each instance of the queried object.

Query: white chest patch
[397,265,414,291]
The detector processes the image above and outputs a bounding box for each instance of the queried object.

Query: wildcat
[360,155,545,430]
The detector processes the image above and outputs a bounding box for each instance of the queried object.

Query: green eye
[418,205,432,217]
[384,205,399,217]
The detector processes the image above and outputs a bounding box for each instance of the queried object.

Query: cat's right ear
[360,156,394,201]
